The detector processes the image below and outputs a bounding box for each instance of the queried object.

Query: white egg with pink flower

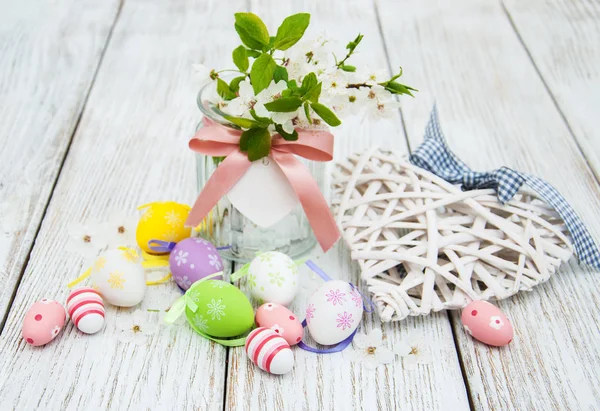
[304,280,363,346]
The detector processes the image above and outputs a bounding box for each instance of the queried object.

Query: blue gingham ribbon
[410,106,600,270]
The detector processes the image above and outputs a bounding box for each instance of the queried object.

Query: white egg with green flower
[247,251,299,306]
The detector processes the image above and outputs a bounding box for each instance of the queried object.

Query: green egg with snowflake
[247,251,299,306]
[185,279,254,338]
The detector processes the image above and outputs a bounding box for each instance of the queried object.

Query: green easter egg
[185,280,254,338]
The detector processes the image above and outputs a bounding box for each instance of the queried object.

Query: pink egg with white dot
[169,238,223,290]
[255,303,303,346]
[461,300,514,347]
[22,299,66,347]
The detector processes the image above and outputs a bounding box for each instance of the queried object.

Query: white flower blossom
[396,335,433,370]
[345,328,395,370]
[225,81,256,117]
[116,310,159,345]
[65,219,107,258]
[99,211,137,247]
[193,63,213,85]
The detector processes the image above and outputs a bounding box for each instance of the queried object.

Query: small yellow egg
[136,201,192,254]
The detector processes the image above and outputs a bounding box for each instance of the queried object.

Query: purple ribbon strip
[149,240,232,254]
[148,239,177,253]
[297,319,357,353]
[298,260,375,354]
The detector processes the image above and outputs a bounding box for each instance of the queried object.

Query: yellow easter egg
[136,202,192,254]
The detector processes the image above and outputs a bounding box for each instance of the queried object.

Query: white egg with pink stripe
[67,287,105,334]
[245,327,294,375]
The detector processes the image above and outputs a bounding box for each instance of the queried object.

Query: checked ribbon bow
[410,106,600,270]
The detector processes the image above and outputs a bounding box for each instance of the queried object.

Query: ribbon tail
[163,295,188,324]
[230,262,251,282]
[67,267,92,288]
[185,150,252,227]
[273,151,340,251]
[297,319,356,354]
[524,174,600,270]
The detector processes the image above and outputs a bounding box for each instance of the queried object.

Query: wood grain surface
[224,1,469,410]
[0,0,599,409]
[377,0,600,409]
[503,0,600,181]
[0,0,121,326]
[0,0,242,409]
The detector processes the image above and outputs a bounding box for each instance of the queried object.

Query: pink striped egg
[67,287,105,334]
[245,327,294,375]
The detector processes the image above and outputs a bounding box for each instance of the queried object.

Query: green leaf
[246,49,261,58]
[303,101,312,125]
[300,72,317,93]
[384,81,418,97]
[229,76,246,92]
[216,78,237,100]
[249,109,272,127]
[310,103,341,126]
[287,79,298,90]
[232,46,249,72]
[273,13,311,50]
[304,82,322,103]
[222,114,261,129]
[346,33,364,50]
[264,97,303,112]
[250,54,277,94]
[341,65,356,72]
[273,66,289,83]
[234,13,270,50]
[239,127,271,161]
[275,123,298,141]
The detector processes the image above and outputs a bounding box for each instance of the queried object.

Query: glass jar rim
[196,81,240,129]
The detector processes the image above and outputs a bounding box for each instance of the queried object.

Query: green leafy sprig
[207,12,416,161]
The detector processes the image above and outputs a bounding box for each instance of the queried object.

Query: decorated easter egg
[90,248,146,307]
[305,280,363,346]
[255,302,303,346]
[461,301,514,347]
[170,238,223,290]
[245,327,294,374]
[247,251,299,306]
[66,287,105,334]
[136,202,191,254]
[185,280,254,338]
[22,299,66,346]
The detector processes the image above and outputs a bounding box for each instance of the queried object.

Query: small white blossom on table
[396,335,433,370]
[99,211,137,247]
[116,310,159,345]
[345,328,395,370]
[65,219,107,258]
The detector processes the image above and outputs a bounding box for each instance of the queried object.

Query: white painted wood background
[0,0,598,409]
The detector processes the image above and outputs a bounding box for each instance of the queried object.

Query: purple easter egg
[169,238,223,290]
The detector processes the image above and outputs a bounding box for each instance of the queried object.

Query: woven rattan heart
[332,148,574,322]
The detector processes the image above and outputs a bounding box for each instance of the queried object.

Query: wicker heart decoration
[332,148,574,322]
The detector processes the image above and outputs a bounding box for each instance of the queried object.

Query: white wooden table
[1,0,599,409]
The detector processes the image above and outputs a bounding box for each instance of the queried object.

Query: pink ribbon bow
[186,117,340,252]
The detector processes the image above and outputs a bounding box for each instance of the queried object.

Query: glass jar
[193,84,327,262]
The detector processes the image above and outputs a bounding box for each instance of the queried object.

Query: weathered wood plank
[503,0,600,182]
[225,1,470,410]
[377,0,600,409]
[0,0,121,325]
[0,0,245,408]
